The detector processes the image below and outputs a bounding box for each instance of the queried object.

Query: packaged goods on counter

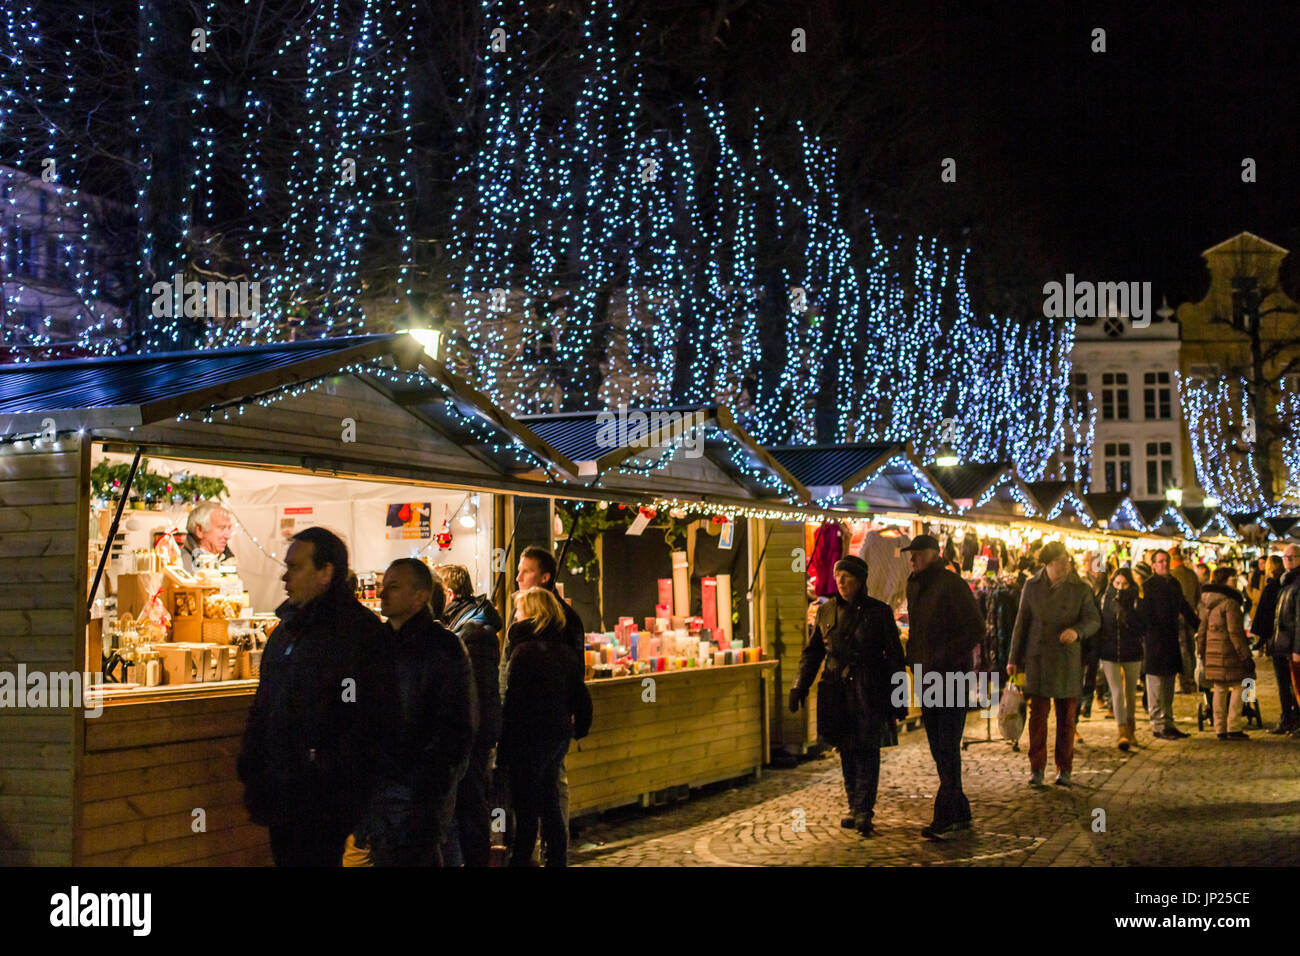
[580,612,762,679]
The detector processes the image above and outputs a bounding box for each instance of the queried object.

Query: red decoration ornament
[436,520,453,550]
[711,514,728,525]
[639,507,657,520]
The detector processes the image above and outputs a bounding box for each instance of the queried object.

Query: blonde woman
[498,586,592,867]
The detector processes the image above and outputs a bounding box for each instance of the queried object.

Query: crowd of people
[793,533,1300,842]
[236,529,591,867]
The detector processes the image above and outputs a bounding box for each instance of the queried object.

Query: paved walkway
[572,661,1300,866]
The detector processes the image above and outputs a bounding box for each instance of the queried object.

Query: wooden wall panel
[568,663,773,817]
[0,440,84,867]
[761,521,817,756]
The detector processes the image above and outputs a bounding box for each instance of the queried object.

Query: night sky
[711,0,1300,313]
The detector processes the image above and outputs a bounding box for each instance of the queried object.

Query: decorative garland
[90,458,229,507]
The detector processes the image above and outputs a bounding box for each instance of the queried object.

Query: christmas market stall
[516,406,801,815]
[0,333,576,866]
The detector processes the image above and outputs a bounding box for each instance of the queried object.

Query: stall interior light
[934,444,959,467]
[1203,496,1220,508]
[1165,486,1183,506]
[404,328,443,360]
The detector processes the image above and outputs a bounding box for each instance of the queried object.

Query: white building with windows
[1,164,130,351]
[1066,302,1185,504]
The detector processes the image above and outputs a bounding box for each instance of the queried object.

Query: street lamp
[1203,495,1220,509]
[398,292,445,360]
[934,444,959,467]
[1165,486,1183,507]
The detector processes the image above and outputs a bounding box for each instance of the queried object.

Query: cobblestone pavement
[572,661,1300,866]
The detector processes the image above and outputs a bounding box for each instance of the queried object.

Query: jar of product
[141,651,162,687]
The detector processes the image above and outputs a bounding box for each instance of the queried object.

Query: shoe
[1217,732,1228,740]
[854,816,875,836]
[1269,723,1297,735]
[920,820,966,840]
[1165,727,1190,739]
[1226,731,1249,740]
[1028,769,1045,787]
[1126,720,1138,746]
[1117,725,1130,751]
[840,816,857,828]
[1289,728,1300,738]
[1074,732,1084,744]
[1055,772,1071,787]
[1118,738,1130,752]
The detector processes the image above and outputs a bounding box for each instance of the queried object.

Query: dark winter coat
[1135,573,1199,676]
[1250,576,1282,643]
[499,620,593,768]
[794,590,908,745]
[1098,586,1145,663]
[1271,567,1300,658]
[904,560,985,674]
[355,607,475,862]
[446,594,503,751]
[1195,585,1254,684]
[236,583,395,830]
[1008,568,1101,699]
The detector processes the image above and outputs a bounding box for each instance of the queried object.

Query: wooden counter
[568,660,777,817]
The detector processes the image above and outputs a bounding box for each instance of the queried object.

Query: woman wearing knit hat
[789,554,906,836]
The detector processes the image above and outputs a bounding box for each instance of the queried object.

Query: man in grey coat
[1007,541,1101,788]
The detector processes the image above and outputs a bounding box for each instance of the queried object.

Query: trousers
[1146,673,1177,732]
[508,740,570,867]
[1027,695,1078,774]
[1273,656,1300,727]
[1211,681,1245,735]
[269,818,348,867]
[920,702,970,827]
[839,733,882,819]
[1100,660,1141,728]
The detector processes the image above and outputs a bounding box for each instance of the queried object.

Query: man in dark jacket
[236,527,395,867]
[790,555,906,836]
[438,563,503,866]
[351,559,474,866]
[1135,549,1199,739]
[514,546,585,653]
[903,534,986,840]
[1271,545,1300,735]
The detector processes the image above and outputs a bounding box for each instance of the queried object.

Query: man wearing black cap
[903,534,986,840]
[789,555,906,836]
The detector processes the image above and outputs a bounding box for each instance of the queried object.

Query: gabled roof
[1133,500,1168,529]
[518,405,809,500]
[1265,516,1300,539]
[766,443,898,494]
[1081,492,1149,531]
[1201,231,1289,257]
[764,443,955,512]
[0,334,576,477]
[1027,481,1073,514]
[929,462,1040,516]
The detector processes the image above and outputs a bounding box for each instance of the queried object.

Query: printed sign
[386,502,432,541]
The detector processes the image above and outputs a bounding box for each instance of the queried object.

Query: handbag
[998,676,1026,742]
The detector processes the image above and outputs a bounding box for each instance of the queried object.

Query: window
[1145,441,1174,496]
[1070,372,1089,416]
[1101,372,1129,420]
[1144,371,1172,420]
[10,227,38,279]
[1103,441,1131,493]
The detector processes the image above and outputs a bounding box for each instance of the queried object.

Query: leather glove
[788,687,806,713]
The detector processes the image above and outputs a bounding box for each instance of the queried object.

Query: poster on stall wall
[385,502,431,540]
[280,506,313,539]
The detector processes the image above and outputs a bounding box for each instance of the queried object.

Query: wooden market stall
[0,334,578,866]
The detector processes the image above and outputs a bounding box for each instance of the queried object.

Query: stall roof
[518,405,809,501]
[1026,481,1073,515]
[1134,501,1199,539]
[1080,492,1151,532]
[929,462,1041,517]
[1265,516,1300,539]
[764,443,953,511]
[0,334,578,479]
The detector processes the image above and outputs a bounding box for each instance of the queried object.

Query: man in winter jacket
[1135,549,1199,740]
[345,559,474,866]
[513,546,586,654]
[1170,548,1202,692]
[902,535,986,840]
[1271,545,1300,735]
[438,563,503,867]
[237,527,396,867]
[1007,541,1101,787]
[789,555,907,836]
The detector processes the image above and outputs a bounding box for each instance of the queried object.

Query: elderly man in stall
[182,499,236,573]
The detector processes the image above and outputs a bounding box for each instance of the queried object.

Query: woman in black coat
[499,587,592,867]
[1098,568,1146,751]
[1250,555,1284,653]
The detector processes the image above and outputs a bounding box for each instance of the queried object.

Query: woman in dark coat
[499,586,592,867]
[1098,568,1145,751]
